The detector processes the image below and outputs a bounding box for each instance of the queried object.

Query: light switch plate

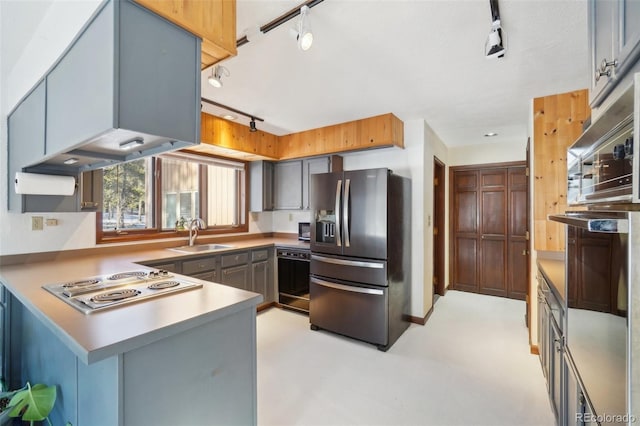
[32,216,44,231]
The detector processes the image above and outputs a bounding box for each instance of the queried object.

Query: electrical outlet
[32,216,44,231]
[46,218,59,226]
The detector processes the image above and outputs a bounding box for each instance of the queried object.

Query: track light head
[485,20,505,58]
[208,65,230,88]
[249,118,257,132]
[295,5,313,51]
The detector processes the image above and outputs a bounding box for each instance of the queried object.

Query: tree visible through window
[103,158,152,231]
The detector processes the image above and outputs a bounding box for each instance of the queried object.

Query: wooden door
[450,162,528,300]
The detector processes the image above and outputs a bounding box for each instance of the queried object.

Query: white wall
[448,139,527,166]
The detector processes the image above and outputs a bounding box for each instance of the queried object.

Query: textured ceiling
[201,0,590,147]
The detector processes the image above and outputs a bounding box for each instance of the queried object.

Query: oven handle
[311,277,384,295]
[311,254,384,269]
[548,214,629,233]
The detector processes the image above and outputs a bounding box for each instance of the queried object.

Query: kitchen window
[97,151,247,243]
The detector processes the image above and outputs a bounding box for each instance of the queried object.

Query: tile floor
[256,290,555,426]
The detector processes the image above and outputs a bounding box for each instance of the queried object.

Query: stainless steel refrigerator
[309,168,411,351]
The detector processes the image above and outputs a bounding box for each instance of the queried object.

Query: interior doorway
[433,157,446,296]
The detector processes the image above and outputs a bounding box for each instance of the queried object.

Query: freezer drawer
[310,254,387,286]
[309,276,388,347]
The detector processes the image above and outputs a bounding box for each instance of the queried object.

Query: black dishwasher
[277,248,310,313]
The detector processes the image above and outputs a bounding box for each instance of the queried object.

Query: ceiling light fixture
[208,65,230,88]
[485,0,505,59]
[201,97,265,131]
[223,114,237,121]
[484,132,498,137]
[119,138,144,150]
[293,5,313,51]
[63,158,79,165]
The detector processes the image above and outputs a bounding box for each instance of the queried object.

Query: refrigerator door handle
[343,178,351,247]
[335,179,342,246]
[311,254,384,269]
[311,277,384,295]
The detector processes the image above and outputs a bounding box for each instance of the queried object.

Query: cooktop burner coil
[107,271,147,281]
[63,279,101,288]
[91,288,141,303]
[148,281,180,290]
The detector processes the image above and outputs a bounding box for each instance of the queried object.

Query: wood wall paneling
[533,89,590,252]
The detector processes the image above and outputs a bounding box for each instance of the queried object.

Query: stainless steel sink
[168,244,233,254]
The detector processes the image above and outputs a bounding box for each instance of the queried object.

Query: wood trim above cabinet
[133,0,237,69]
[198,112,405,161]
[277,113,404,160]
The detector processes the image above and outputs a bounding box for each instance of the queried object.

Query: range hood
[18,0,201,174]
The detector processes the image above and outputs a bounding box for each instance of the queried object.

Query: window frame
[96,151,249,244]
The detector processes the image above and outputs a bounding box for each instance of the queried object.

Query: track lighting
[485,0,505,58]
[201,97,265,132]
[293,5,313,51]
[208,65,230,88]
[249,118,257,132]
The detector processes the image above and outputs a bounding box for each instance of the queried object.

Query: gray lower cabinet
[589,0,640,107]
[8,292,257,425]
[143,247,274,305]
[251,249,274,304]
[221,265,250,291]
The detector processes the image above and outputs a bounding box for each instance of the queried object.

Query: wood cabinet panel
[134,0,237,69]
[533,90,590,252]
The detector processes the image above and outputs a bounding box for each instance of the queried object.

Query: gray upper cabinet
[302,157,330,210]
[589,0,640,107]
[14,0,200,174]
[7,81,46,212]
[250,161,274,212]
[274,160,303,210]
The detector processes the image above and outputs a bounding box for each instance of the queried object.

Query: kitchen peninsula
[0,238,306,426]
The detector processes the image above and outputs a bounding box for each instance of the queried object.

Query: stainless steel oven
[550,211,639,424]
[567,79,638,206]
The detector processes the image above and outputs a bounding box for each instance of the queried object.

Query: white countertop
[0,237,307,364]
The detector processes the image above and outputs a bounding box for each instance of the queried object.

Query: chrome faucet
[188,218,206,246]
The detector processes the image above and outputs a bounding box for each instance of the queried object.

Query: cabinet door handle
[595,68,612,82]
[600,58,618,72]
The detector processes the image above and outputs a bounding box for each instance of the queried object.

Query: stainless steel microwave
[567,81,638,206]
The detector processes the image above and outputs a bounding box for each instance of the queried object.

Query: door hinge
[433,276,437,284]
[434,227,439,236]
[525,167,529,177]
[525,231,530,240]
[434,177,439,186]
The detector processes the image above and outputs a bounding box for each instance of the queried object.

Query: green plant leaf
[7,382,56,421]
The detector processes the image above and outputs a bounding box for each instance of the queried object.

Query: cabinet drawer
[221,252,249,268]
[251,249,269,262]
[149,262,177,273]
[190,270,217,283]
[182,257,217,275]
